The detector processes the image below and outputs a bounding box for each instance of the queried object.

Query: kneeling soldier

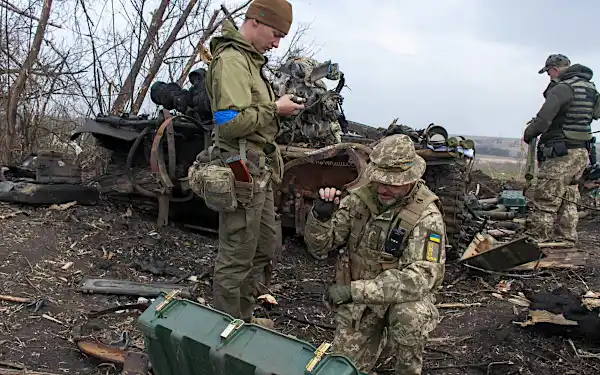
[304,134,447,375]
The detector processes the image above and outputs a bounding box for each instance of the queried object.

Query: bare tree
[4,0,53,163]
[0,0,318,168]
[110,0,169,115]
[130,0,200,114]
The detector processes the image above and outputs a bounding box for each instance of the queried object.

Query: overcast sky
[70,0,600,138]
[253,0,600,138]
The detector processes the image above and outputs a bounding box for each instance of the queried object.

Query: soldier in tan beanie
[243,0,293,53]
[200,0,303,328]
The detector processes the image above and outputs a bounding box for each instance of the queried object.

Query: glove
[327,284,353,306]
[313,198,336,221]
[312,187,341,221]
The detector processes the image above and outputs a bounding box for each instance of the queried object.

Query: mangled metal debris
[0,150,99,205]
[72,303,150,371]
[512,287,600,342]
[460,235,545,271]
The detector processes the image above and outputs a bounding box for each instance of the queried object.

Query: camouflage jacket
[304,181,446,319]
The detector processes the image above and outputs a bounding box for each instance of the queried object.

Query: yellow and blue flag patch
[425,232,442,262]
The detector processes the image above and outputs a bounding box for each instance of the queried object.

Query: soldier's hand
[276,94,305,116]
[313,187,341,221]
[327,284,352,306]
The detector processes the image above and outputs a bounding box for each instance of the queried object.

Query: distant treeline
[476,146,512,157]
[476,143,600,161]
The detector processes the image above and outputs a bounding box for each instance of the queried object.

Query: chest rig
[344,182,441,281]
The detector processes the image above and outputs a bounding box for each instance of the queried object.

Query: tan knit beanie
[245,0,293,35]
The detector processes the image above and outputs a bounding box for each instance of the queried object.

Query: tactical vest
[543,77,597,145]
[342,182,443,283]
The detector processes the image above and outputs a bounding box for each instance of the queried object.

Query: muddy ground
[0,199,599,375]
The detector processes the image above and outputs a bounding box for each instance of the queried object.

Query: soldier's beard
[376,185,416,208]
[378,195,401,208]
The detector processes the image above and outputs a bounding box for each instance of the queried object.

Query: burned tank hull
[73,116,478,252]
[72,113,476,253]
[72,113,371,234]
[276,143,371,235]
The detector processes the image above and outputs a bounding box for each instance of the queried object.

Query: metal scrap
[79,277,194,298]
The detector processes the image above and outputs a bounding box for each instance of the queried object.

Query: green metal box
[137,293,365,375]
[499,190,527,213]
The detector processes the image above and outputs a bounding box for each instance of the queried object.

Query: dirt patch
[470,169,526,199]
[0,200,599,375]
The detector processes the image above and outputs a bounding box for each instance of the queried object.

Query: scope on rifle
[150,82,193,113]
[149,68,212,123]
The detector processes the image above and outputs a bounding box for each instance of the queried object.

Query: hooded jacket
[205,20,281,168]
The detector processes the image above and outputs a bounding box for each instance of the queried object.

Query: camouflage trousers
[212,181,277,321]
[331,299,439,375]
[529,148,588,243]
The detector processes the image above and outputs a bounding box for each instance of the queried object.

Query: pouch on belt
[188,160,238,213]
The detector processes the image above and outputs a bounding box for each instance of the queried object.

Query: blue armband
[214,110,239,126]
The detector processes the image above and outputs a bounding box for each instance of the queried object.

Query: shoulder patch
[424,232,442,262]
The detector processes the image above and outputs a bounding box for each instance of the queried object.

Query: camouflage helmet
[364,134,426,186]
[538,54,570,74]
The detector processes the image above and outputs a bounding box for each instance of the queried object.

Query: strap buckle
[220,319,245,340]
[305,342,332,372]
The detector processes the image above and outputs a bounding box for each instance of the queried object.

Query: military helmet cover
[364,134,427,186]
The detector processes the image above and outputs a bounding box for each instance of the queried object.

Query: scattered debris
[0,294,32,304]
[435,302,482,309]
[0,152,99,206]
[49,201,77,211]
[41,313,68,327]
[257,294,278,305]
[0,168,599,375]
[460,235,544,271]
[513,287,600,342]
[514,310,578,327]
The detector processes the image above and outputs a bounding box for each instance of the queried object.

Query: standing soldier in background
[304,134,447,375]
[524,54,600,246]
[203,0,304,325]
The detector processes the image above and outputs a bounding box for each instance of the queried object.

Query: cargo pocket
[187,161,206,199]
[234,178,254,207]
[202,165,237,213]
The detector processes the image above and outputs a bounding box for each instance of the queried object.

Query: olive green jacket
[205,20,280,159]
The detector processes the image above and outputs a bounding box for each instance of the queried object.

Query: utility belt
[219,148,266,176]
[187,140,276,214]
[537,140,587,162]
[219,139,280,178]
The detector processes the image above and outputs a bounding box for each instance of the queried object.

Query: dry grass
[474,154,527,182]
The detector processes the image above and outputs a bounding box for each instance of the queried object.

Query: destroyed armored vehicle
[70,59,477,252]
[0,150,99,206]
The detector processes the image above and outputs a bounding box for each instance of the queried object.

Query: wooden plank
[510,249,587,270]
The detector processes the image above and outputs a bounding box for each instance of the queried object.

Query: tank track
[423,159,479,255]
